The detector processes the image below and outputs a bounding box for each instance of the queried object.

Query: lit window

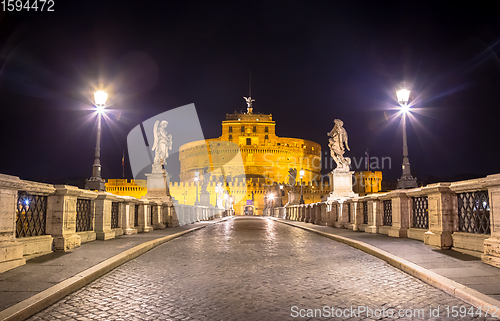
[229,126,232,133]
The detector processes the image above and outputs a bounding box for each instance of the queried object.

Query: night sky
[1,1,500,187]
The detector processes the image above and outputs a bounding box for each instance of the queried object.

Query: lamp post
[194,170,200,205]
[299,168,305,204]
[396,83,418,189]
[85,91,108,191]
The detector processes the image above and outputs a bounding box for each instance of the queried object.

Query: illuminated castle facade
[175,107,323,214]
[106,103,382,214]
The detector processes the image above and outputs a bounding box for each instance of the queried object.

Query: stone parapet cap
[0,174,23,190]
[119,196,140,204]
[53,185,96,198]
[405,187,427,197]
[96,192,123,201]
[136,199,150,205]
[20,180,56,196]
[449,178,487,193]
[383,190,412,199]
[485,174,500,188]
[357,192,388,201]
[421,182,453,194]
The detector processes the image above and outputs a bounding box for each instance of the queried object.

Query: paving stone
[29,217,498,320]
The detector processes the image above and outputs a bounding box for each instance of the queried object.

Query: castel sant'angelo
[106,98,382,214]
[175,98,322,215]
[107,98,330,215]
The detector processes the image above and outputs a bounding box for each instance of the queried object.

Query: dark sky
[1,1,500,185]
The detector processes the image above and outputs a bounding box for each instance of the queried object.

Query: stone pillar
[304,205,311,223]
[483,174,500,267]
[151,203,165,229]
[351,200,362,231]
[388,191,411,238]
[0,174,25,273]
[327,202,338,226]
[138,202,153,232]
[196,206,202,222]
[177,205,185,225]
[318,202,328,225]
[121,200,137,235]
[344,201,354,229]
[335,202,348,228]
[200,191,211,207]
[423,183,455,249]
[313,204,320,225]
[169,202,180,227]
[94,193,116,240]
[365,198,382,234]
[47,185,92,251]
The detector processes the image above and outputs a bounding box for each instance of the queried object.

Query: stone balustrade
[276,173,500,269]
[0,174,229,273]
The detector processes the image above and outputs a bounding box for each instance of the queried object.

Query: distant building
[177,110,323,215]
[353,171,383,196]
[105,179,147,199]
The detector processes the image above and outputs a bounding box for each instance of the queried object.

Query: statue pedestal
[286,191,300,206]
[143,172,172,204]
[327,169,358,202]
[199,191,211,207]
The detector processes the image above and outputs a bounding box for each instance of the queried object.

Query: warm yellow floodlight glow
[299,168,305,179]
[94,91,108,107]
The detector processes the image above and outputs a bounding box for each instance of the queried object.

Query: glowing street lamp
[85,91,108,191]
[194,170,200,205]
[269,193,275,209]
[299,168,305,204]
[396,83,417,189]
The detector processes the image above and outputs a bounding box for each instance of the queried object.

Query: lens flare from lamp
[401,104,410,113]
[396,88,410,105]
[299,168,305,179]
[94,91,108,107]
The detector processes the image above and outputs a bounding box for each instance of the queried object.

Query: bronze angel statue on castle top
[327,119,351,171]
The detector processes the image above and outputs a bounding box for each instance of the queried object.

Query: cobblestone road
[30,217,497,320]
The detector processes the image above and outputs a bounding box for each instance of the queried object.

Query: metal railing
[347,203,351,223]
[150,205,154,226]
[16,192,47,238]
[362,202,368,224]
[111,202,119,229]
[383,200,392,226]
[412,196,429,229]
[76,199,92,232]
[457,191,490,234]
[134,204,139,227]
